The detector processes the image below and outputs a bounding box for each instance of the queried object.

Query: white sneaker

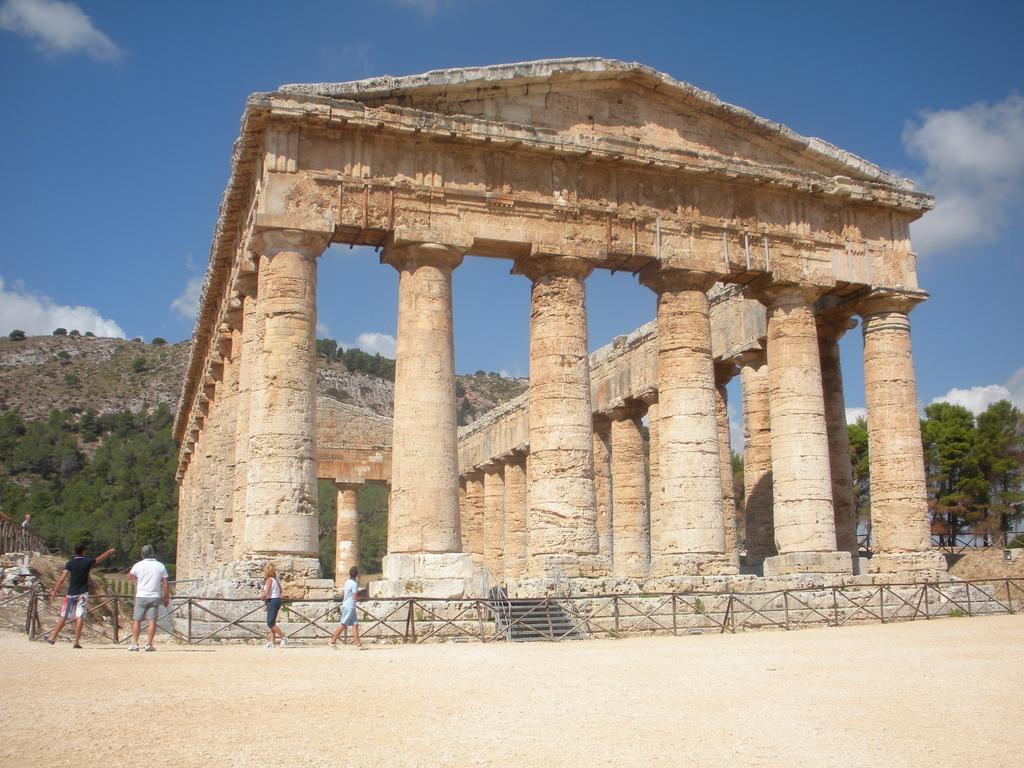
[144,645,156,652]
[266,642,274,649]
[280,637,288,647]
[128,644,139,652]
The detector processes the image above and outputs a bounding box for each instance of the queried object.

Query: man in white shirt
[127,545,169,652]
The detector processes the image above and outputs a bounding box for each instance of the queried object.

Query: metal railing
[4,578,1021,645]
[0,520,49,556]
[930,533,1020,554]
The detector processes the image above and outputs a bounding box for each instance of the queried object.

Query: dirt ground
[2,615,1021,768]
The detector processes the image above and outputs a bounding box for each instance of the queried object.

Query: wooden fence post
[113,593,119,644]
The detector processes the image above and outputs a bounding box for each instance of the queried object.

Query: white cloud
[845,407,867,424]
[170,276,203,321]
[930,368,1024,414]
[0,275,125,337]
[728,418,744,453]
[342,332,396,358]
[316,322,331,337]
[0,0,122,60]
[904,93,1024,255]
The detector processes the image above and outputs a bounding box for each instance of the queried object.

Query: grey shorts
[133,596,162,621]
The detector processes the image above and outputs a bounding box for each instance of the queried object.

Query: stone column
[640,267,736,577]
[334,483,359,589]
[609,404,650,579]
[818,316,859,560]
[503,454,529,582]
[859,291,946,573]
[592,416,613,562]
[645,397,661,548]
[378,241,473,595]
[462,472,485,570]
[757,284,850,576]
[516,253,599,579]
[243,228,327,566]
[714,362,739,557]
[738,349,775,568]
[176,464,192,579]
[482,461,506,584]
[231,275,258,561]
[215,327,240,564]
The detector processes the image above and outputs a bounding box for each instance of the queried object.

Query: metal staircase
[488,586,583,642]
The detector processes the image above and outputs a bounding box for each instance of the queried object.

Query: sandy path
[2,615,1021,767]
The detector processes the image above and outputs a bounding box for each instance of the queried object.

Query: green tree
[847,418,870,534]
[52,327,67,336]
[8,329,26,341]
[973,400,1024,535]
[921,402,985,542]
[131,356,147,373]
[151,337,167,346]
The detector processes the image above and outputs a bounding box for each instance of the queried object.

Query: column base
[650,552,740,578]
[371,553,477,598]
[763,551,853,577]
[526,553,612,580]
[867,549,948,575]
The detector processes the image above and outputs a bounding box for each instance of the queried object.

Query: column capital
[251,227,331,260]
[750,281,822,309]
[606,401,646,421]
[816,314,858,343]
[638,265,716,294]
[332,480,361,492]
[382,240,466,271]
[856,288,928,318]
[714,360,740,385]
[733,346,767,370]
[513,251,593,282]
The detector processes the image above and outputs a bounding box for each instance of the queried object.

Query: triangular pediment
[280,58,913,190]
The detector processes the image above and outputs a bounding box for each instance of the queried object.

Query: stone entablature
[175,59,942,597]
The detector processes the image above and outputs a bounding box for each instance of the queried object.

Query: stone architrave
[609,404,650,579]
[592,416,613,562]
[817,316,859,559]
[503,454,529,581]
[231,275,258,561]
[482,462,506,583]
[243,228,328,566]
[334,482,360,588]
[462,472,485,570]
[714,361,740,557]
[378,240,474,595]
[516,253,599,578]
[738,349,776,568]
[641,267,736,576]
[757,284,851,576]
[859,291,946,573]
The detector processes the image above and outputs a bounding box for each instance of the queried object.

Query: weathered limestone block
[462,472,485,569]
[592,417,613,562]
[645,398,661,549]
[384,242,464,556]
[482,462,506,582]
[244,228,327,559]
[757,284,850,576]
[610,405,650,579]
[738,350,776,567]
[818,317,859,558]
[503,455,529,581]
[641,267,736,576]
[517,253,599,578]
[859,292,946,574]
[334,483,359,589]
[714,362,739,556]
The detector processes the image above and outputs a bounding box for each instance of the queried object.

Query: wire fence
[3,577,1021,645]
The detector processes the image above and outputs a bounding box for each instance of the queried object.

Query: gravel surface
[2,615,1021,767]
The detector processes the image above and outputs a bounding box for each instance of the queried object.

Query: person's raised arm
[94,548,115,565]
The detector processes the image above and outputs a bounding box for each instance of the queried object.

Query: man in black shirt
[47,543,115,648]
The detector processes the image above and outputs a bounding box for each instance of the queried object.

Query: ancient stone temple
[174,58,945,598]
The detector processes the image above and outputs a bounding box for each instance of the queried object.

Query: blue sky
[1,0,1022,428]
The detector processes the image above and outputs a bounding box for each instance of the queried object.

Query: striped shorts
[61,594,87,620]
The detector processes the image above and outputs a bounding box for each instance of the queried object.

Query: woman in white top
[329,565,363,648]
[261,563,286,648]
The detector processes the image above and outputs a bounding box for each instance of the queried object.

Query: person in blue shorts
[329,566,363,648]
[261,563,286,648]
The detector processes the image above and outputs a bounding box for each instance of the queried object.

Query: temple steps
[490,589,583,642]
